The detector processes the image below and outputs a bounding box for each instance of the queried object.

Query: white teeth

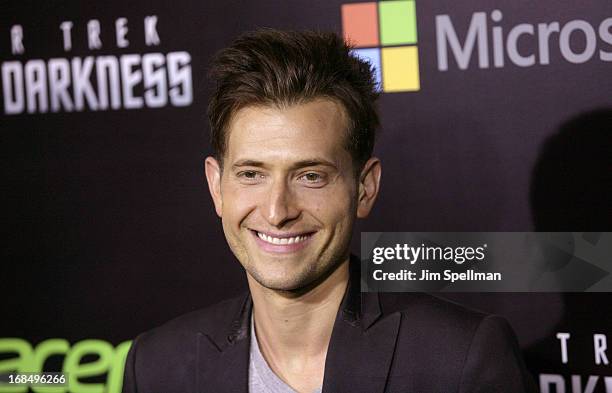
[256,232,309,245]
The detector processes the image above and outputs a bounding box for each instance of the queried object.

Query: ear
[204,156,223,217]
[357,157,382,219]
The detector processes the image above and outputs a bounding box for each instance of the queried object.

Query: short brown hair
[207,29,380,169]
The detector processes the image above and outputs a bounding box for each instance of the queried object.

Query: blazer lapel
[197,294,251,393]
[195,256,400,393]
[321,259,401,393]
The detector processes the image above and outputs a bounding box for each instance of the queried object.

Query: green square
[379,0,417,46]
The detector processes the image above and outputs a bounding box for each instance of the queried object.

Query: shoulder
[379,292,516,346]
[380,292,487,328]
[152,293,246,334]
[128,293,247,368]
[122,293,248,393]
[380,293,535,392]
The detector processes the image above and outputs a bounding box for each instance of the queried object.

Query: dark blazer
[122,260,536,393]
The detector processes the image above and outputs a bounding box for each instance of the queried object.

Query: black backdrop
[2,0,611,392]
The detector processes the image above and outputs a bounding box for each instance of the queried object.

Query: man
[122,30,536,393]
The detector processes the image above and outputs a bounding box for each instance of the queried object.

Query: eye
[298,172,327,187]
[236,170,264,183]
[303,173,321,182]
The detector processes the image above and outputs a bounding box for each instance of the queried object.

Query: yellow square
[381,46,420,92]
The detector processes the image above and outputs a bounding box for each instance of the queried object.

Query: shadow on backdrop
[531,109,612,232]
[524,109,612,381]
[441,110,612,384]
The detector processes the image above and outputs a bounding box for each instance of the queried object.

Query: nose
[263,178,299,227]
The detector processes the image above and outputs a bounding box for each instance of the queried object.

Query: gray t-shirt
[249,315,323,393]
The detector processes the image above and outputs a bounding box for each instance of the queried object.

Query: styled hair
[207,29,380,169]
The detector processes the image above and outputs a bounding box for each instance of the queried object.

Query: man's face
[205,98,380,291]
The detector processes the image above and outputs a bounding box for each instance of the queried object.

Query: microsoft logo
[342,0,420,92]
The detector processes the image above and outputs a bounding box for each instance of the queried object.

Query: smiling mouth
[252,230,315,245]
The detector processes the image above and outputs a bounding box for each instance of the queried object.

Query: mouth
[250,229,316,253]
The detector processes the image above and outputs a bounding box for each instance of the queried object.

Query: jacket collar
[337,254,384,330]
[197,255,400,393]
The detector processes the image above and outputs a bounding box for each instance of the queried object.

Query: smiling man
[122,30,536,393]
[209,99,368,297]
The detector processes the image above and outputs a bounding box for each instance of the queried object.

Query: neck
[247,258,350,381]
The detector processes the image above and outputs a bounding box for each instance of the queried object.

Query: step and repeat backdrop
[1,0,611,391]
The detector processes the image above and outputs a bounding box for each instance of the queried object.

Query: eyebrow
[231,158,338,171]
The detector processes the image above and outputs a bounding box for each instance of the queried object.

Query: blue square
[351,48,382,92]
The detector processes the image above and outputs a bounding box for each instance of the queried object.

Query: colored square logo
[381,46,420,92]
[351,48,382,91]
[379,0,417,46]
[341,2,379,47]
[342,0,420,92]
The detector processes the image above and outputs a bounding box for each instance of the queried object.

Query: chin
[247,263,319,292]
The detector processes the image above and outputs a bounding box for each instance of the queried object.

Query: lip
[250,229,316,254]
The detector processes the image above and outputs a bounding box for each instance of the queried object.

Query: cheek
[301,184,356,219]
[221,183,265,224]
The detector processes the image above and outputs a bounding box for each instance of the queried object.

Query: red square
[341,2,379,48]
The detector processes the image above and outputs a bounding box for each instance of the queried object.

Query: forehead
[225,99,350,165]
